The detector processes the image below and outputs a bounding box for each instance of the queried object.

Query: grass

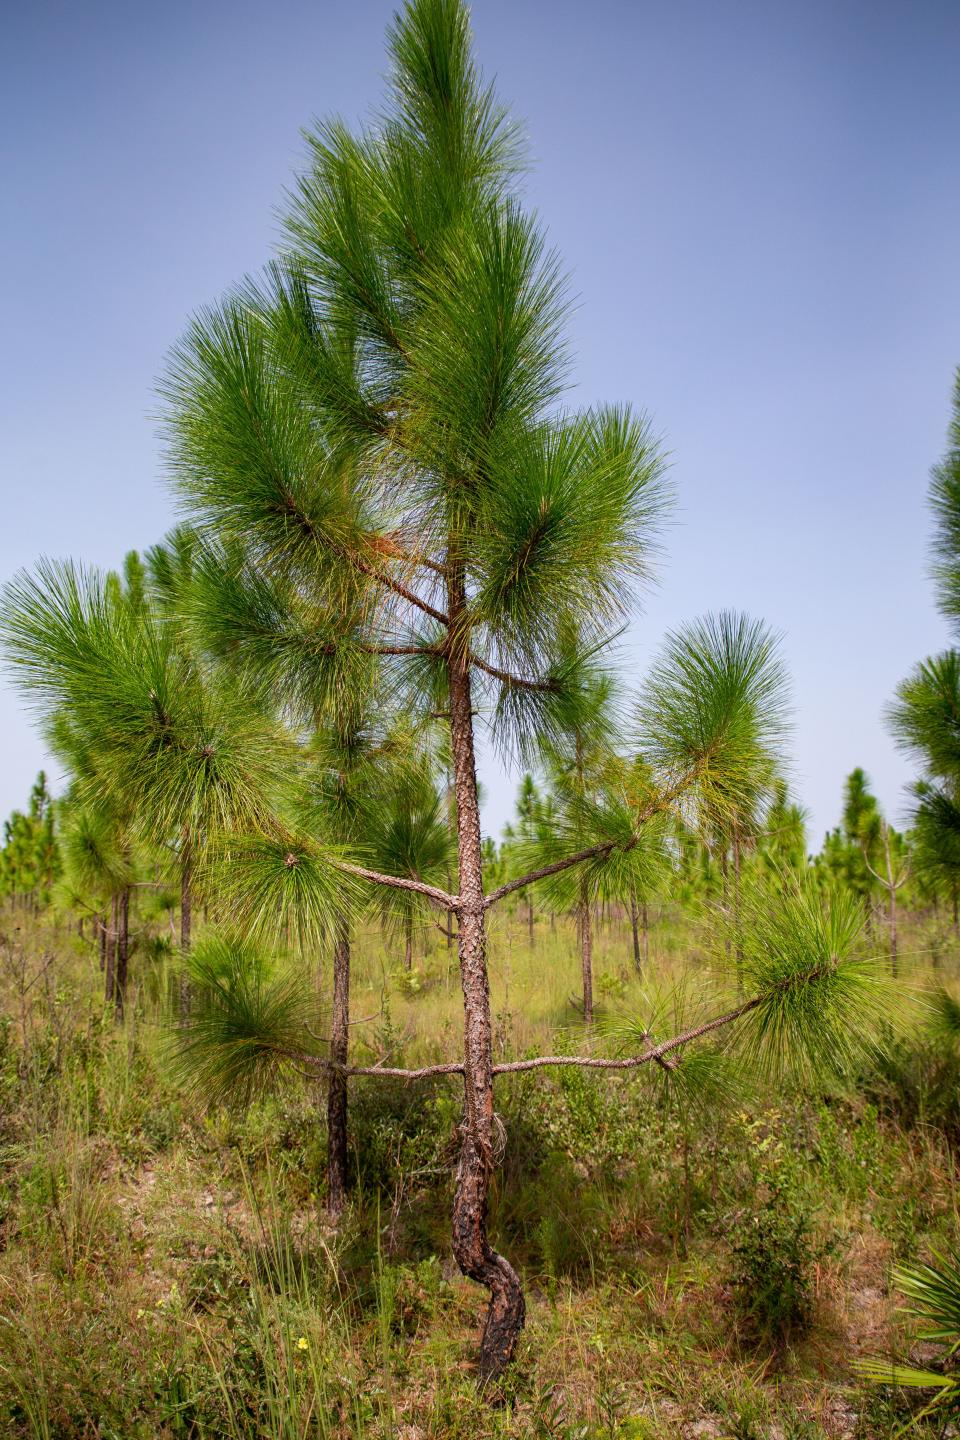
[0,898,958,1436]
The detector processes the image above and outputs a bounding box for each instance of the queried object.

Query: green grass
[0,900,957,1436]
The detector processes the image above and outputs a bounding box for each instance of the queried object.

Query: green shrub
[725,1123,833,1345]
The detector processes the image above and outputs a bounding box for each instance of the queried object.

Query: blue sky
[1,0,958,846]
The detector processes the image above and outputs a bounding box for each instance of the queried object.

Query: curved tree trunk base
[477,1252,525,1383]
[452,1133,525,1384]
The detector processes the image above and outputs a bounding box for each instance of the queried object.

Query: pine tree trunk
[720,846,730,960]
[180,836,192,952]
[642,901,650,970]
[579,875,593,1025]
[115,885,130,1020]
[327,912,350,1220]
[447,623,524,1384]
[629,887,642,976]
[179,832,193,1013]
[882,825,898,977]
[527,894,534,949]
[404,911,413,971]
[732,834,744,990]
[104,893,117,1008]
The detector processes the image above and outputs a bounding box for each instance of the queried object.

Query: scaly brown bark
[447,586,525,1382]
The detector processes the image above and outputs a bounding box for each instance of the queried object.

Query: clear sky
[2,0,958,847]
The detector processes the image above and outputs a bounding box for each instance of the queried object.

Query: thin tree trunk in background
[720,846,731,962]
[864,822,904,975]
[629,887,642,976]
[642,901,650,970]
[447,599,524,1384]
[404,911,414,970]
[180,835,192,953]
[97,913,106,971]
[179,831,193,1013]
[115,885,130,1019]
[732,835,743,990]
[527,893,534,949]
[104,893,117,1008]
[579,874,593,1026]
[327,912,350,1220]
[682,1132,692,1251]
[883,824,898,977]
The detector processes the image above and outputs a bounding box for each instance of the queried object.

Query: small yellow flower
[296,1337,309,1351]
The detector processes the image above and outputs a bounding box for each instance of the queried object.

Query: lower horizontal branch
[301,996,759,1082]
[305,1057,466,1080]
[325,1050,684,1081]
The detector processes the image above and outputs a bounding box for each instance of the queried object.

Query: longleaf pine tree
[156,0,804,1372]
[157,0,676,1374]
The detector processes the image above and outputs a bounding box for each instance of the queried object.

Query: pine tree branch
[292,639,437,659]
[298,989,778,1082]
[491,996,761,1072]
[484,769,701,908]
[861,825,910,892]
[272,492,450,626]
[487,839,621,907]
[366,643,440,658]
[862,854,909,891]
[353,556,450,626]
[371,532,448,579]
[334,859,457,909]
[469,655,560,693]
[345,1059,466,1078]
